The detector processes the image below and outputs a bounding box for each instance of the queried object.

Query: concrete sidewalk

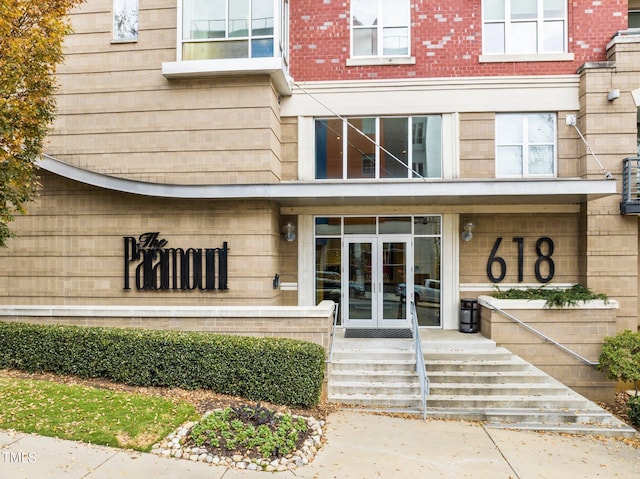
[1,410,639,479]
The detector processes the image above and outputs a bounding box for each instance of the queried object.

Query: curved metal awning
[38,154,618,207]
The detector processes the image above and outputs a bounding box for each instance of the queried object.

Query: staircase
[328,329,637,437]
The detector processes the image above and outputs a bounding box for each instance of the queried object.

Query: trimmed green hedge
[0,322,326,408]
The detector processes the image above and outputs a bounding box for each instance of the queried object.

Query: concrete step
[423,347,514,361]
[329,370,417,382]
[428,382,570,396]
[426,370,551,384]
[424,359,532,372]
[425,394,591,409]
[330,392,422,408]
[328,380,420,395]
[332,349,415,361]
[330,358,416,372]
[483,421,638,438]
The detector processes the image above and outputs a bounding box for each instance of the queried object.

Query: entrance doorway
[343,236,410,329]
[314,215,442,329]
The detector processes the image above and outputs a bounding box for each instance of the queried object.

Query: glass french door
[343,236,411,328]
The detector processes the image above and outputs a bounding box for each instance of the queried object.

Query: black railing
[620,157,640,215]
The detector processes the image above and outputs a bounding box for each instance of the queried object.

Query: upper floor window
[496,113,556,177]
[351,0,410,57]
[113,0,139,41]
[315,116,442,180]
[483,0,567,55]
[180,0,285,61]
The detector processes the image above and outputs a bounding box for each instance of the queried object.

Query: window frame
[350,0,411,59]
[495,112,557,179]
[482,0,568,56]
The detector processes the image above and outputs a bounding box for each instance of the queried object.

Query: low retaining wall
[0,301,336,350]
[478,295,618,403]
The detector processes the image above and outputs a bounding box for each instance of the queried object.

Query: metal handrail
[326,302,340,364]
[410,301,429,419]
[479,299,599,367]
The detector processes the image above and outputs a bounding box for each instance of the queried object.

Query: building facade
[1,1,640,386]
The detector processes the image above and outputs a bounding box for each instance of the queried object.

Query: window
[181,0,280,60]
[315,116,442,180]
[496,113,556,177]
[631,10,640,29]
[351,0,410,57]
[113,0,138,41]
[483,0,567,54]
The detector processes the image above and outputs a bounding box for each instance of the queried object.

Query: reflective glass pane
[484,0,505,21]
[182,40,249,60]
[414,237,441,327]
[347,118,376,178]
[379,217,411,234]
[543,20,564,52]
[316,238,342,307]
[316,217,342,236]
[315,217,342,236]
[229,0,249,37]
[353,28,377,56]
[414,216,441,236]
[384,0,409,25]
[412,116,442,178]
[511,0,537,19]
[183,0,224,39]
[496,146,523,176]
[114,0,139,40]
[383,27,408,55]
[252,0,274,35]
[252,38,273,57]
[380,117,408,178]
[352,0,377,26]
[383,242,406,321]
[484,23,505,54]
[528,145,555,175]
[348,242,373,320]
[345,217,376,235]
[496,114,523,144]
[510,22,537,53]
[631,12,640,29]
[544,0,565,18]
[315,119,343,179]
[528,114,555,143]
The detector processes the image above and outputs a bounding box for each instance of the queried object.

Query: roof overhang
[38,155,617,207]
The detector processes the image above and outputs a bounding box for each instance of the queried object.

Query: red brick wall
[289,1,628,81]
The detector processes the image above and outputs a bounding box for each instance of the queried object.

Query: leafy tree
[0,0,83,247]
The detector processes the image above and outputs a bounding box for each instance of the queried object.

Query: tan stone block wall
[479,299,618,402]
[47,2,283,186]
[459,213,583,285]
[0,172,287,306]
[459,113,494,178]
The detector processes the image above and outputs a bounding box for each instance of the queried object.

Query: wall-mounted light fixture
[282,222,296,242]
[461,222,475,242]
[607,89,620,101]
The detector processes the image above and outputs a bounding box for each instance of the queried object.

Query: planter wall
[478,295,618,402]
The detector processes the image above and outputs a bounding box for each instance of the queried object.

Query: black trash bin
[459,298,479,333]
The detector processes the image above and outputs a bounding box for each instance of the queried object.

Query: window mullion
[377,0,384,56]
[522,115,529,177]
[375,118,381,179]
[504,1,511,54]
[342,119,348,180]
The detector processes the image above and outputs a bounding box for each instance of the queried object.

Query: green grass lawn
[0,376,197,451]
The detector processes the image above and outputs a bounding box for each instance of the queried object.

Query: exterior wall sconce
[282,222,296,242]
[461,222,475,242]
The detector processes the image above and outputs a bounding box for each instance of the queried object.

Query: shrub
[491,284,608,308]
[597,329,640,396]
[629,396,640,427]
[0,322,326,408]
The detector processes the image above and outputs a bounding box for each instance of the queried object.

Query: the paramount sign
[123,232,228,291]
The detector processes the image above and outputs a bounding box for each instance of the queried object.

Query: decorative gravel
[151,413,324,472]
